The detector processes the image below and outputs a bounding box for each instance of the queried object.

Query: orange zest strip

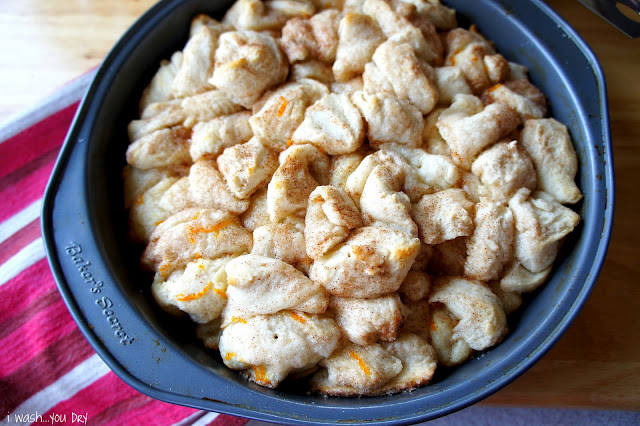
[286,138,293,147]
[290,312,306,323]
[253,365,271,385]
[231,316,247,324]
[211,217,236,237]
[393,246,415,260]
[191,211,201,221]
[176,282,212,301]
[225,352,235,361]
[213,288,227,299]
[449,47,464,65]
[154,220,164,226]
[198,263,205,269]
[187,217,236,243]
[487,83,503,93]
[277,96,287,117]
[194,252,203,259]
[349,350,371,377]
[158,262,172,279]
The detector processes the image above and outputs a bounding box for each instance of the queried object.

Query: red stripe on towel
[0,298,78,377]
[0,218,42,266]
[44,372,200,425]
[0,78,246,425]
[41,373,139,424]
[0,328,95,414]
[0,102,77,181]
[209,414,251,426]
[0,288,60,343]
[0,258,53,326]
[0,159,56,223]
[97,392,200,425]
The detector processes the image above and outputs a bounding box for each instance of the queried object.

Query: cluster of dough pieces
[124,0,582,396]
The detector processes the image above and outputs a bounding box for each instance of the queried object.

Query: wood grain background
[0,0,637,409]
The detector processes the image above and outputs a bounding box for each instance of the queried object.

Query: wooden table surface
[1,0,638,411]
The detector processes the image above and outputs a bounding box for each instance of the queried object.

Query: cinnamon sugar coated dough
[124,0,582,396]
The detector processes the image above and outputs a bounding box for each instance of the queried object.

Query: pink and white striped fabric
[0,73,253,426]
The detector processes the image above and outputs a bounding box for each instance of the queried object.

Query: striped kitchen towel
[0,72,252,426]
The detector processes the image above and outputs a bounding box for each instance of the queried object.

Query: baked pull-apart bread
[437,94,520,169]
[509,189,580,273]
[280,9,340,64]
[310,224,420,298]
[267,143,330,221]
[331,293,405,345]
[291,93,365,154]
[126,127,191,170]
[333,12,385,82]
[290,59,335,84]
[219,311,341,388]
[520,118,583,204]
[471,140,537,202]
[181,90,244,128]
[464,201,515,281]
[152,256,232,324]
[210,30,288,108]
[139,51,183,112]
[127,100,185,143]
[189,159,251,214]
[429,277,507,351]
[412,188,475,245]
[359,162,417,236]
[252,220,312,272]
[129,177,181,243]
[429,304,473,366]
[363,40,439,114]
[381,143,460,198]
[250,79,328,150]
[311,332,437,396]
[352,91,423,148]
[481,80,547,121]
[363,0,442,66]
[222,0,314,33]
[141,208,252,275]
[222,254,329,326]
[434,66,472,105]
[444,28,509,94]
[190,111,253,161]
[216,137,279,199]
[305,185,363,259]
[171,25,220,97]
[124,1,583,396]
[390,0,456,32]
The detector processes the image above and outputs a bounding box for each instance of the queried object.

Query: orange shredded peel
[176,282,212,301]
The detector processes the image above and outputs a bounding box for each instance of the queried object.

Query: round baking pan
[42,0,614,424]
